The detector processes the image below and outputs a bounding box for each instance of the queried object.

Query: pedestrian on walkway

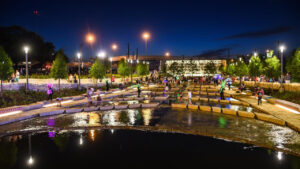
[257,87,264,105]
[87,87,92,107]
[188,89,192,104]
[15,70,20,82]
[220,80,225,100]
[47,84,54,101]
[106,79,109,91]
[137,83,141,97]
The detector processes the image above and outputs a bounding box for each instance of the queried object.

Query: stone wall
[236,81,300,92]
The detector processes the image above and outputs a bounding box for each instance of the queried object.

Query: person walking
[47,84,54,101]
[105,79,109,91]
[220,80,225,100]
[15,70,20,82]
[188,89,192,104]
[137,83,141,98]
[257,87,264,105]
[87,87,92,107]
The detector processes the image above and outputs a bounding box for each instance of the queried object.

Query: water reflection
[278,151,283,160]
[142,109,152,126]
[90,130,95,141]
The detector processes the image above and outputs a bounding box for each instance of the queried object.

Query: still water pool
[1,130,300,169]
[0,107,300,169]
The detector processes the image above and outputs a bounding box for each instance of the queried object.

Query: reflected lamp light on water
[28,156,34,165]
[277,152,283,160]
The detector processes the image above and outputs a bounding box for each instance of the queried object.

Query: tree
[168,62,178,77]
[137,62,149,77]
[218,63,226,75]
[118,58,130,81]
[226,63,235,76]
[50,49,68,91]
[264,55,280,92]
[0,26,56,67]
[248,55,263,85]
[89,58,106,86]
[234,60,248,85]
[287,48,300,82]
[176,61,184,76]
[0,47,14,95]
[204,61,217,75]
[187,59,198,77]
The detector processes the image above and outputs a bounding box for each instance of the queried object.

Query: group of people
[9,70,20,83]
[68,74,79,83]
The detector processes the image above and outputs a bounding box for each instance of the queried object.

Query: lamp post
[142,32,150,57]
[279,45,285,92]
[130,59,133,83]
[111,44,118,85]
[77,52,81,89]
[24,46,29,91]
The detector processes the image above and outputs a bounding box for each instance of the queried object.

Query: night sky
[1,0,300,59]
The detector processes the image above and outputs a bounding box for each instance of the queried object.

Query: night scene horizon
[1,0,300,59]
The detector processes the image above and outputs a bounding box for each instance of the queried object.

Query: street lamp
[254,52,257,57]
[111,44,118,85]
[24,46,30,91]
[97,51,106,58]
[142,32,150,57]
[85,33,96,45]
[130,59,133,83]
[77,52,81,89]
[279,45,285,92]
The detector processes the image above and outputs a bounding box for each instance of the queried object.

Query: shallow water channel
[0,106,300,168]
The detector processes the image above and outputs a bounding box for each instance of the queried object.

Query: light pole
[142,32,150,57]
[111,44,118,86]
[24,46,29,91]
[77,52,81,89]
[279,45,285,92]
[130,59,133,83]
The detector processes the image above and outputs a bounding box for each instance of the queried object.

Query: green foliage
[89,58,106,82]
[204,61,217,75]
[137,62,149,76]
[118,58,130,79]
[0,26,56,65]
[287,48,300,82]
[234,60,248,78]
[264,55,281,80]
[168,62,179,77]
[218,64,226,74]
[226,63,235,76]
[176,61,184,76]
[0,46,14,86]
[187,59,198,76]
[248,55,263,78]
[50,49,68,80]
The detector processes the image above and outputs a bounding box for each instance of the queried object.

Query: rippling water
[0,107,300,156]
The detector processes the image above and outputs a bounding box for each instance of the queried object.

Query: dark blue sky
[1,0,300,59]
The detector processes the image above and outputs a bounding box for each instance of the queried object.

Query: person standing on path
[220,80,225,100]
[106,79,109,91]
[47,84,54,101]
[87,87,92,107]
[15,70,20,82]
[188,90,192,104]
[137,83,141,98]
[257,87,264,105]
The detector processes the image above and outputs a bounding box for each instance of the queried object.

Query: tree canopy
[248,55,263,79]
[234,60,248,82]
[50,49,68,90]
[89,58,106,84]
[287,48,300,82]
[137,62,149,77]
[0,46,14,93]
[0,26,56,67]
[118,58,130,79]
[168,62,179,77]
[264,55,281,80]
[204,61,217,75]
[187,59,198,76]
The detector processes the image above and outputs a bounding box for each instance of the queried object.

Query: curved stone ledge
[23,103,43,111]
[142,103,159,108]
[212,107,221,113]
[66,108,83,114]
[129,104,141,109]
[83,107,100,112]
[114,105,129,110]
[72,96,85,101]
[40,110,65,117]
[220,100,230,104]
[171,103,187,109]
[209,99,219,103]
[191,97,199,101]
[100,105,114,111]
[222,108,237,116]
[188,104,199,110]
[254,113,286,126]
[237,111,255,119]
[154,96,168,101]
[199,105,211,112]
